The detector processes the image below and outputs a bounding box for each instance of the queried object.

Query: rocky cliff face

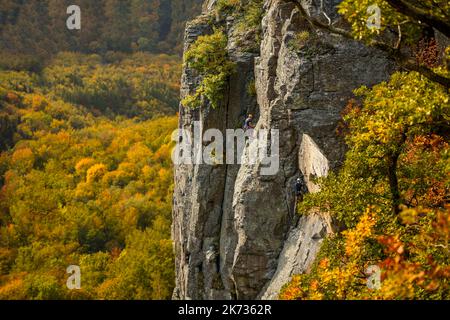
[172,0,393,300]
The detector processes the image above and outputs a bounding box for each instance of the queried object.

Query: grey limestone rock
[172,0,393,300]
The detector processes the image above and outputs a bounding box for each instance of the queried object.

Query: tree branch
[286,0,450,89]
[289,0,353,39]
[385,0,450,38]
[400,61,450,88]
[371,41,450,88]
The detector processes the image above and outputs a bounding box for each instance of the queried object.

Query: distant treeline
[0,0,202,59]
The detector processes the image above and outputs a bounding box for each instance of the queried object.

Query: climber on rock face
[295,178,302,196]
[243,114,255,131]
[295,176,307,202]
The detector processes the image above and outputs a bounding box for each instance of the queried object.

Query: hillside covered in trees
[0,0,192,301]
[0,0,449,301]
[0,0,203,58]
[0,52,179,299]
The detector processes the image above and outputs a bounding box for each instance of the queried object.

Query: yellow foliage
[75,158,96,174]
[23,94,49,111]
[11,147,34,172]
[117,162,136,177]
[86,163,108,183]
[280,209,379,300]
[279,275,304,300]
[154,144,171,163]
[0,278,26,300]
[343,207,377,257]
[75,181,95,200]
[126,143,152,164]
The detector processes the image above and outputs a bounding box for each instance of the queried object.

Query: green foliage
[337,0,440,45]
[217,0,264,29]
[216,0,241,14]
[182,29,235,109]
[289,30,335,59]
[216,0,264,52]
[23,274,66,300]
[338,0,450,47]
[288,31,310,52]
[246,79,257,97]
[240,0,264,31]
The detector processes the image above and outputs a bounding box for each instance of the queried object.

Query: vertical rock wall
[172,0,393,300]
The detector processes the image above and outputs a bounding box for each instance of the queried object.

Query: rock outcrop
[172,0,393,300]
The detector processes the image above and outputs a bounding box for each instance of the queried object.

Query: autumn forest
[0,0,449,302]
[0,0,204,299]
